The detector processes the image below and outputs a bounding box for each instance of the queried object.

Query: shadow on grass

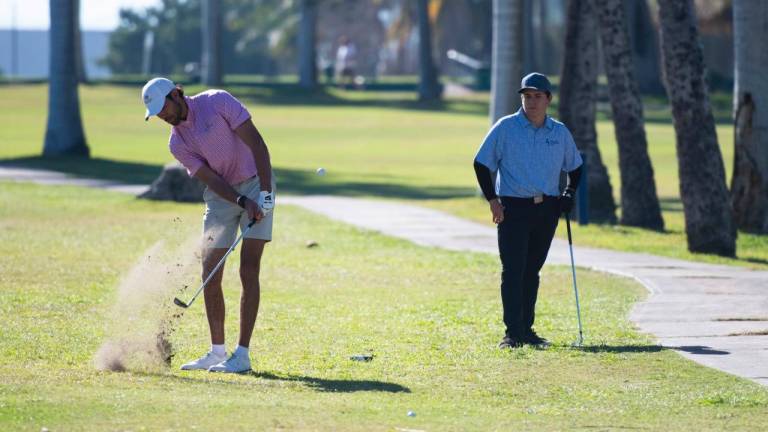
[581,344,730,356]
[741,256,768,266]
[0,156,164,185]
[129,370,410,393]
[251,371,411,393]
[0,156,474,200]
[578,344,665,353]
[577,344,730,355]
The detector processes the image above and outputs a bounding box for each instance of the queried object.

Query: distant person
[473,72,583,349]
[335,35,357,89]
[142,77,276,373]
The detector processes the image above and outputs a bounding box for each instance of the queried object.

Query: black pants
[497,196,560,337]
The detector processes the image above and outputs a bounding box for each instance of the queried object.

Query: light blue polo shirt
[474,108,583,198]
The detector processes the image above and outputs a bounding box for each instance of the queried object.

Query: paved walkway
[3,167,767,386]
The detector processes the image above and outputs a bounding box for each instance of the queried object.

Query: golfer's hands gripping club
[490,198,504,224]
[560,188,575,215]
[240,196,264,222]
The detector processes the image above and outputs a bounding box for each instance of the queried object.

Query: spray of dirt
[94,232,202,372]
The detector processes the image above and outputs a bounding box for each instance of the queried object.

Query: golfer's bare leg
[238,238,265,348]
[203,248,228,345]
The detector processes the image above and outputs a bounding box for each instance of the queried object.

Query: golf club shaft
[181,220,256,307]
[566,214,584,344]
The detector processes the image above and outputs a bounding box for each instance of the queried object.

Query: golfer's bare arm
[235,119,272,193]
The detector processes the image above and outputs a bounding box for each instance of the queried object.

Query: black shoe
[521,329,551,348]
[498,335,523,349]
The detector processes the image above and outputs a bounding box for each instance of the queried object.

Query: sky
[0,0,161,31]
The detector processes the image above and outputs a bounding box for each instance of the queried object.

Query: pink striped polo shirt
[168,90,257,185]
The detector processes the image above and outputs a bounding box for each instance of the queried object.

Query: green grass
[2,182,767,430]
[0,83,765,269]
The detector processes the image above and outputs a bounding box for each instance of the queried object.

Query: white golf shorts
[202,174,276,248]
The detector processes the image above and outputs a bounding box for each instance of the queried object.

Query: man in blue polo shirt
[474,72,583,349]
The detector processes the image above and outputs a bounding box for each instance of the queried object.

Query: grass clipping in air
[94,238,199,372]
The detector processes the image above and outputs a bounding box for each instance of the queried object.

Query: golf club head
[173,297,189,308]
[571,335,584,348]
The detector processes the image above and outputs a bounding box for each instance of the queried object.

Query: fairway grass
[1,182,767,430]
[1,83,764,269]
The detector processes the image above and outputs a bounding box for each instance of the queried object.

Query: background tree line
[43,0,767,258]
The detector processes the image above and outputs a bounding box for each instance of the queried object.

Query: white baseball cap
[141,77,176,120]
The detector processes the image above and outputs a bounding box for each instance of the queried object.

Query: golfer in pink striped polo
[142,77,275,373]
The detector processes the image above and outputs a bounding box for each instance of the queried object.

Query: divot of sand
[94,236,199,372]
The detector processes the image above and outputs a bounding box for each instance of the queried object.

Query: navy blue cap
[518,72,552,94]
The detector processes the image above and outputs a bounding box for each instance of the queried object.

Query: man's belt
[501,195,555,205]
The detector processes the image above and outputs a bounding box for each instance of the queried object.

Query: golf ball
[407,411,416,417]
[316,167,326,176]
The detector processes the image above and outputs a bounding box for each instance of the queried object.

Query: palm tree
[595,0,663,230]
[731,0,768,233]
[490,0,523,123]
[657,0,736,256]
[74,0,87,83]
[298,0,318,89]
[559,0,617,223]
[623,0,663,94]
[43,0,89,157]
[201,0,221,86]
[417,0,441,101]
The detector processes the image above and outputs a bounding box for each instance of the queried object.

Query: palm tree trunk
[201,0,221,86]
[658,0,736,256]
[417,0,442,101]
[490,0,523,123]
[298,0,318,89]
[44,0,89,157]
[595,0,663,230]
[73,0,88,83]
[731,0,768,233]
[560,0,617,224]
[522,0,535,72]
[623,0,663,94]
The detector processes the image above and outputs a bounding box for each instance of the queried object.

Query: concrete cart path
[2,167,766,386]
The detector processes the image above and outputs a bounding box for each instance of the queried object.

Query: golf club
[174,219,257,309]
[565,213,584,346]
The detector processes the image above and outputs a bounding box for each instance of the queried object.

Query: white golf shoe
[179,351,227,371]
[208,351,251,373]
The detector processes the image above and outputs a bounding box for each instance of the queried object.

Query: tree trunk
[73,0,88,83]
[298,0,318,89]
[201,0,221,86]
[43,0,89,157]
[560,0,617,224]
[595,0,664,230]
[417,0,442,101]
[731,0,768,233]
[623,0,663,94]
[658,0,736,256]
[523,0,535,72]
[490,0,523,123]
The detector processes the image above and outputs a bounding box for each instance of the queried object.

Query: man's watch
[236,195,247,208]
